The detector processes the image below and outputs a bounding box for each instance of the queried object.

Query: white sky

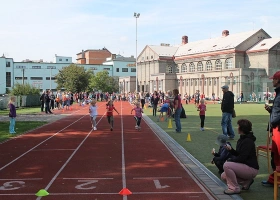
[0,0,279,62]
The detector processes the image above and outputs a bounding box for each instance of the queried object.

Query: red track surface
[0,101,215,200]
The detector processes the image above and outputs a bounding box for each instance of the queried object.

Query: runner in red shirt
[106,100,119,131]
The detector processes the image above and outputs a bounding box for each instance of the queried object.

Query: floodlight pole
[134,12,140,93]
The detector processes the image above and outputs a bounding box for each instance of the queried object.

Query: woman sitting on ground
[222,119,259,195]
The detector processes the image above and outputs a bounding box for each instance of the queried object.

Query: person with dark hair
[151,91,160,117]
[221,119,259,195]
[262,70,280,187]
[173,89,182,133]
[221,85,235,139]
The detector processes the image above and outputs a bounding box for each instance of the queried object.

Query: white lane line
[36,113,106,200]
[33,149,76,151]
[133,177,182,179]
[0,178,42,180]
[63,178,113,180]
[0,115,87,172]
[121,101,127,200]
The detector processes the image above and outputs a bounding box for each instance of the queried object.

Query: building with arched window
[135,29,280,99]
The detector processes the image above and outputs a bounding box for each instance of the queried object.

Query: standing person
[106,100,119,131]
[151,91,160,116]
[89,99,98,130]
[221,85,235,139]
[44,90,53,114]
[221,119,259,195]
[173,89,182,133]
[50,91,55,110]
[140,91,145,109]
[131,102,143,129]
[8,96,16,134]
[197,99,206,131]
[261,71,280,187]
[39,91,45,112]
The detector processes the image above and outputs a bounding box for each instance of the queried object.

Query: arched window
[175,65,179,73]
[197,62,203,71]
[225,58,233,69]
[181,63,187,73]
[215,59,222,70]
[166,65,173,73]
[206,61,212,71]
[189,63,195,72]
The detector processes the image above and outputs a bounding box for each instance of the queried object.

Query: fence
[0,95,41,109]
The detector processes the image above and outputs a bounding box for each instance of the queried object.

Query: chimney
[222,30,229,37]
[182,36,188,45]
[111,54,116,59]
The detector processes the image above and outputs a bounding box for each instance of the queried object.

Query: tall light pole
[134,12,140,93]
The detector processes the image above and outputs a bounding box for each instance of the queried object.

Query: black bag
[180,106,187,118]
[232,109,236,118]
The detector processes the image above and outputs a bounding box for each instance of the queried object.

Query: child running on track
[89,99,98,130]
[106,100,119,131]
[131,102,144,129]
[197,99,206,131]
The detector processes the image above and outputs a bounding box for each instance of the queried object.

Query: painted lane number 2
[0,181,25,190]
[75,180,98,190]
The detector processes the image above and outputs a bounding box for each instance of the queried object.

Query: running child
[131,102,144,129]
[106,100,119,131]
[197,99,206,131]
[89,99,98,130]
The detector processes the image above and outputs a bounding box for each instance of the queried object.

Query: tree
[55,64,92,92]
[89,71,119,93]
[10,83,40,95]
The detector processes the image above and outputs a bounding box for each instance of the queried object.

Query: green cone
[35,189,49,197]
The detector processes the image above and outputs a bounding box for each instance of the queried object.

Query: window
[6,62,10,67]
[131,68,136,72]
[30,77,43,80]
[116,68,119,72]
[166,65,173,73]
[122,68,128,72]
[66,59,68,61]
[206,61,212,71]
[6,72,11,87]
[189,63,195,72]
[15,77,27,80]
[151,55,153,59]
[46,77,56,80]
[59,58,62,61]
[197,62,203,71]
[209,78,212,86]
[104,68,110,71]
[181,63,187,73]
[47,66,56,69]
[225,58,233,69]
[32,66,41,69]
[215,59,222,70]
[175,65,179,73]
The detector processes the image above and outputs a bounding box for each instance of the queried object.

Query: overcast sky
[0,0,279,62]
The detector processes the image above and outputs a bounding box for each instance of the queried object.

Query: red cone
[119,188,132,196]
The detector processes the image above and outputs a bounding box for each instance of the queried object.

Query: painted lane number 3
[0,181,25,190]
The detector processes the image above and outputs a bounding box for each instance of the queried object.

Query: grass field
[145,102,274,200]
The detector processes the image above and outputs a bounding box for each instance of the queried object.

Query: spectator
[173,89,182,133]
[222,119,259,195]
[8,96,16,134]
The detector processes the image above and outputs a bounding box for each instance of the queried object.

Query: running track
[0,101,240,200]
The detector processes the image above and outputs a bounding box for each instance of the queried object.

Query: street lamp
[134,12,140,93]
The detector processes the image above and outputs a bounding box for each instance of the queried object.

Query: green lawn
[145,103,274,200]
[0,106,42,115]
[0,121,47,143]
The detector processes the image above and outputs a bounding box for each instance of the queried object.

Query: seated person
[211,134,233,174]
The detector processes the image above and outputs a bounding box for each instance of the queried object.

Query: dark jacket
[213,142,233,162]
[221,91,234,113]
[9,103,16,118]
[270,87,280,128]
[44,94,50,103]
[151,95,160,106]
[229,133,259,170]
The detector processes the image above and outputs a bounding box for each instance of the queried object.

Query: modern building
[0,52,136,94]
[121,29,280,99]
